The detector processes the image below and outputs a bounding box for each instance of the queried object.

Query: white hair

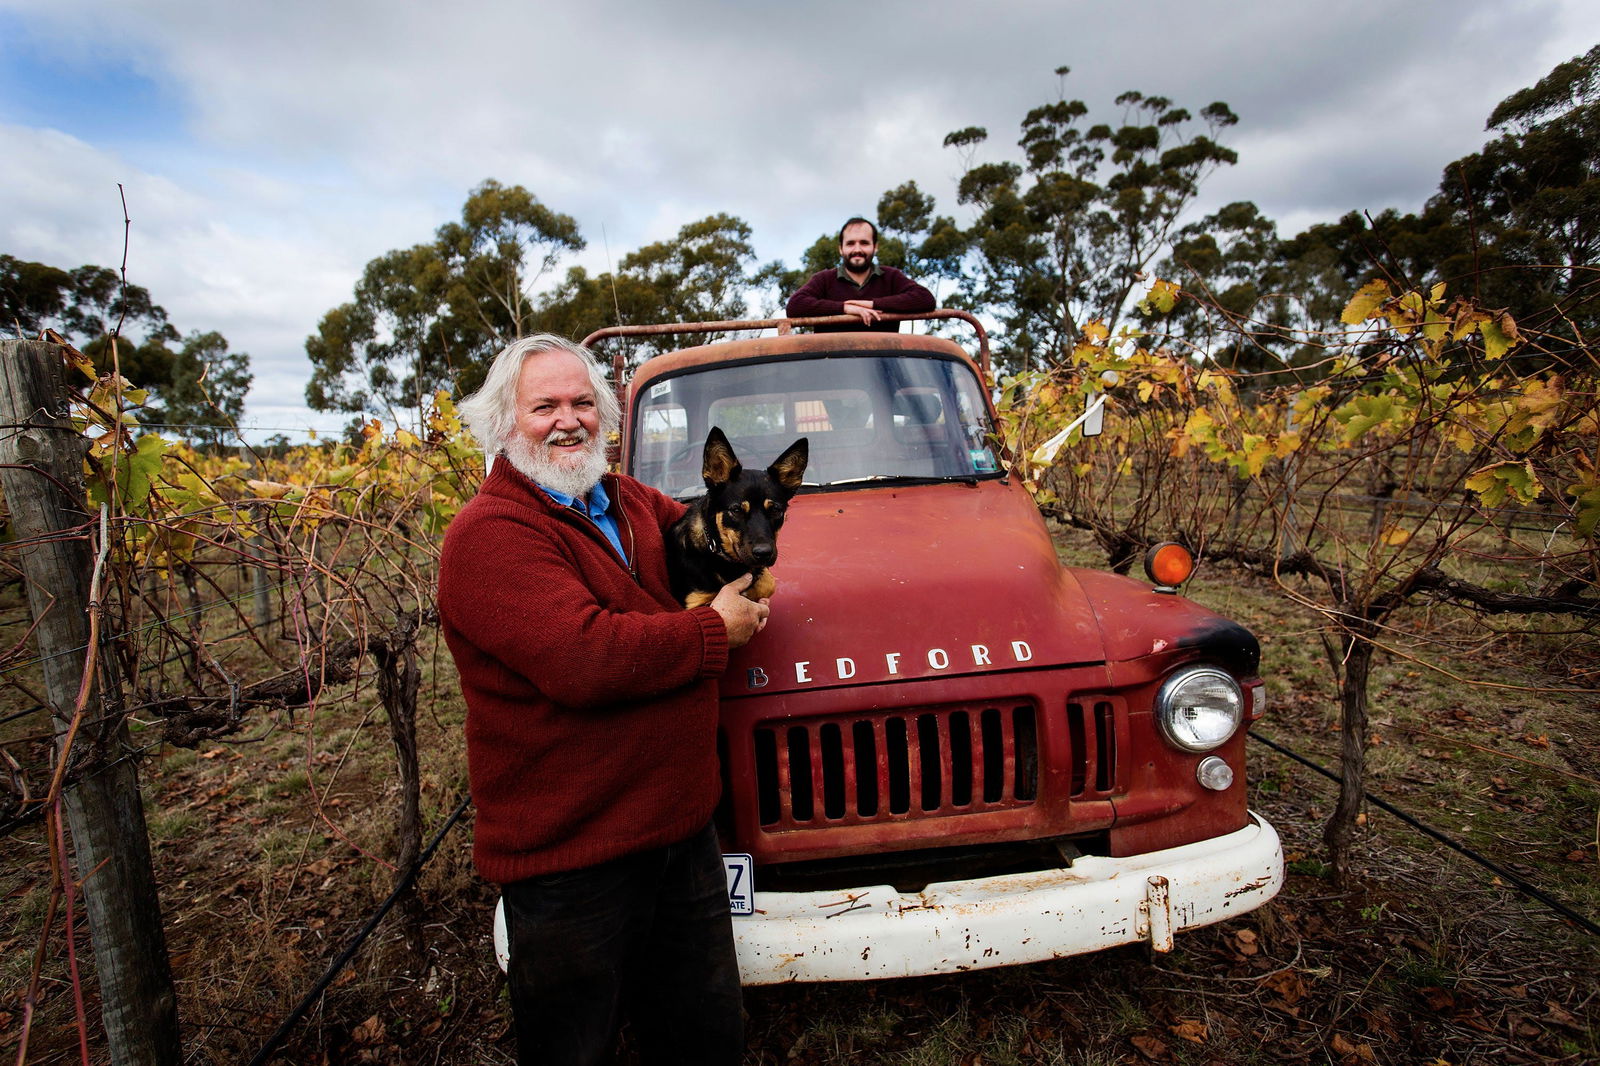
[457,334,621,455]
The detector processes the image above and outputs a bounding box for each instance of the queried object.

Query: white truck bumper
[733,812,1282,984]
[493,813,1283,985]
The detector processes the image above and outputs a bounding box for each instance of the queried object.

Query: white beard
[503,429,608,498]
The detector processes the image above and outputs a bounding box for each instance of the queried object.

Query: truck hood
[721,478,1107,698]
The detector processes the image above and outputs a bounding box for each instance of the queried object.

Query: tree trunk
[0,339,180,1064]
[1323,624,1375,883]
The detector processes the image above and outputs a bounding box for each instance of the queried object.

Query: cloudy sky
[3,0,1597,436]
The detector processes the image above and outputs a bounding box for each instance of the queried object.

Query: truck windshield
[630,354,1004,499]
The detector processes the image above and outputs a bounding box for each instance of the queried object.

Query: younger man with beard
[785,216,935,332]
[438,334,763,1065]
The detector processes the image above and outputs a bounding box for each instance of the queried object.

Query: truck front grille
[1066,698,1118,795]
[752,704,1039,829]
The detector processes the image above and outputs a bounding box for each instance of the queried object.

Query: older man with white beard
[438,334,763,1065]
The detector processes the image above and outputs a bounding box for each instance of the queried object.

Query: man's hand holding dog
[711,574,769,649]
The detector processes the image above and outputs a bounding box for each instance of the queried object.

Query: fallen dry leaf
[1263,968,1308,1005]
[351,1014,385,1046]
[1131,1033,1172,1060]
[1330,1032,1377,1062]
[1419,987,1455,1011]
[1169,1018,1208,1043]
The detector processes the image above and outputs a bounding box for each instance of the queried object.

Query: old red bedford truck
[495,311,1283,983]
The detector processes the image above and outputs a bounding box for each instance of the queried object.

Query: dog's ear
[702,426,742,486]
[768,437,809,492]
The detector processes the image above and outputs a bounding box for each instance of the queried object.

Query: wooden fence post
[0,339,181,1065]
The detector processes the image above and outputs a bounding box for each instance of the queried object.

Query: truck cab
[498,315,1283,983]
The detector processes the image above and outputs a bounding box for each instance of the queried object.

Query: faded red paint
[600,319,1265,884]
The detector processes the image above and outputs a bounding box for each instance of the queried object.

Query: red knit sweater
[785,264,936,332]
[438,463,730,885]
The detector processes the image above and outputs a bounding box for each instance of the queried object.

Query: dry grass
[3,527,1597,1064]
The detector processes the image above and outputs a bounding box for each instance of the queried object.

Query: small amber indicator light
[1144,542,1194,588]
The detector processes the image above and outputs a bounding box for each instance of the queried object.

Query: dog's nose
[751,544,777,566]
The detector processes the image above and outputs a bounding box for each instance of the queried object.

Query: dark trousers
[501,822,744,1065]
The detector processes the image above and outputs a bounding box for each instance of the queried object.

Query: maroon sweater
[438,463,730,885]
[786,264,936,332]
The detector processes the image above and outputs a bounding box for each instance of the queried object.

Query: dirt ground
[4,557,1597,1065]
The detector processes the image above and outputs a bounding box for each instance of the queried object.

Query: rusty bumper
[733,812,1282,984]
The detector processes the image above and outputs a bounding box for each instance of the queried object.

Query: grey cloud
[3,0,1597,431]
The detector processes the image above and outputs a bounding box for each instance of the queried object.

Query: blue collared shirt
[539,479,628,564]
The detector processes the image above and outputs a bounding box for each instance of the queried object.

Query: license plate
[723,853,754,915]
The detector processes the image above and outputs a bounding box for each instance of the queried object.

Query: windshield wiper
[825,473,991,486]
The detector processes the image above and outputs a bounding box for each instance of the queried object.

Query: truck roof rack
[581,309,993,392]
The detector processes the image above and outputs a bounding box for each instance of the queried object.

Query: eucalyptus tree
[304,179,584,414]
[946,67,1242,372]
[532,213,773,372]
[2,252,250,440]
[1252,45,1600,371]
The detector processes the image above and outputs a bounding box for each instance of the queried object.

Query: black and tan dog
[666,427,808,609]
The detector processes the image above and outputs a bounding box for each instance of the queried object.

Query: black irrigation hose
[245,791,474,1066]
[1249,730,1600,937]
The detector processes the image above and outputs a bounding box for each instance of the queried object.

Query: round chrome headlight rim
[1154,665,1244,753]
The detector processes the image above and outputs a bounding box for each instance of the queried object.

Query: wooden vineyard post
[0,339,181,1065]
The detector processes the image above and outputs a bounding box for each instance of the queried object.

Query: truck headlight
[1154,666,1243,752]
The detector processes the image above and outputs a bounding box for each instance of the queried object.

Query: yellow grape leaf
[1167,425,1193,458]
[1137,380,1156,402]
[1341,279,1390,325]
[1380,524,1412,546]
[1073,462,1092,477]
[1479,311,1521,360]
[1274,431,1302,458]
[1336,394,1395,444]
[60,341,98,382]
[1139,278,1180,315]
[1451,302,1490,338]
[1242,433,1271,476]
[1465,460,1542,507]
[394,428,420,449]
[1388,289,1425,332]
[1567,477,1600,538]
[88,432,168,513]
[247,479,294,499]
[1081,320,1110,345]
